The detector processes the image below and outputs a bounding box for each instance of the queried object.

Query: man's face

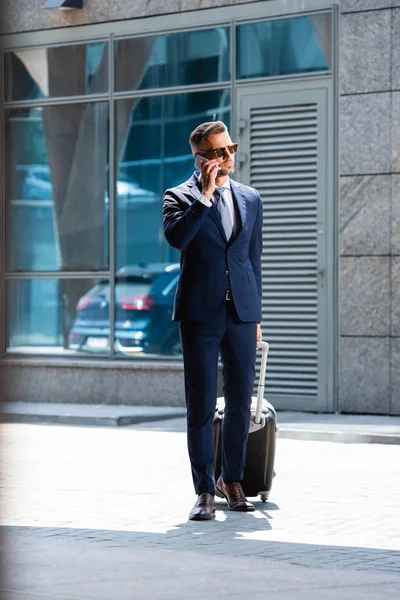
[199,132,236,177]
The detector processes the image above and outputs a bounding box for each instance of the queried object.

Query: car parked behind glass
[68,263,181,356]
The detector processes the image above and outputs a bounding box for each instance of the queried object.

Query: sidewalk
[1,419,400,599]
[2,401,400,444]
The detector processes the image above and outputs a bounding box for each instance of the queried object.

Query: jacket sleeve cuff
[197,194,212,208]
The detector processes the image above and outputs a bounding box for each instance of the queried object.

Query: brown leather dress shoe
[189,493,215,521]
[216,476,255,511]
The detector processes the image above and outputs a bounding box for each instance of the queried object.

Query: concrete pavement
[1,419,400,599]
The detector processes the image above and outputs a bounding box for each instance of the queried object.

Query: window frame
[0,0,338,361]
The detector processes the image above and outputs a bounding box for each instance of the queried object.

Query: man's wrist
[202,190,214,201]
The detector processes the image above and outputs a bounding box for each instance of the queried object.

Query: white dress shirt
[198,177,236,232]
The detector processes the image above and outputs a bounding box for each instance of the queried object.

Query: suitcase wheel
[260,492,269,502]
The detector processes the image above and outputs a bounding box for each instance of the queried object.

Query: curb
[1,410,187,428]
[277,428,400,445]
[2,411,400,445]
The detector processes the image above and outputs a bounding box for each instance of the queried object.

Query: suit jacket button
[225,270,229,276]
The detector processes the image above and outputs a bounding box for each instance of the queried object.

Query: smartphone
[195,154,208,170]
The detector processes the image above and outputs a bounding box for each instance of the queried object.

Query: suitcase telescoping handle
[255,340,269,425]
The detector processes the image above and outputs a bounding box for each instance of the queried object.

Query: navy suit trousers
[180,300,257,495]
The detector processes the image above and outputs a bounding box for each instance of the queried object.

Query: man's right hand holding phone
[199,158,220,201]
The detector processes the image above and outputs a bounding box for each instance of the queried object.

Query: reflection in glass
[112,263,181,357]
[115,89,230,269]
[4,42,108,102]
[7,278,109,355]
[114,90,230,357]
[115,28,230,92]
[6,103,109,272]
[237,14,332,80]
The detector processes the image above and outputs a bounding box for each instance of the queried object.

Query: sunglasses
[196,143,239,160]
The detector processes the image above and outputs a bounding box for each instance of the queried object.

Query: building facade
[0,0,398,414]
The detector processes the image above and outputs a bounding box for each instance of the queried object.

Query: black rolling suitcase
[213,341,277,502]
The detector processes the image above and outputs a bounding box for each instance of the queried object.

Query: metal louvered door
[237,83,336,412]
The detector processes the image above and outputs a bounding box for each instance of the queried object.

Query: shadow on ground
[2,519,400,600]
[2,514,400,570]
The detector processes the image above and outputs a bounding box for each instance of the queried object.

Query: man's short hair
[189,121,227,153]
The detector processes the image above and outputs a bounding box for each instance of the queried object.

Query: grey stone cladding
[339,5,400,413]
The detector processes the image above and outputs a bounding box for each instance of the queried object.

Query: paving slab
[1,423,400,599]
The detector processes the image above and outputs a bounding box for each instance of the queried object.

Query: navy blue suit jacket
[163,172,263,323]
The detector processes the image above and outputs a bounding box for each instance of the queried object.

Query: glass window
[4,42,108,102]
[115,28,230,92]
[112,263,181,358]
[6,102,109,272]
[115,89,230,269]
[115,263,182,358]
[7,278,110,356]
[237,14,332,80]
[114,89,230,357]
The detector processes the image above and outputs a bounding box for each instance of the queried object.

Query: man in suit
[163,121,263,520]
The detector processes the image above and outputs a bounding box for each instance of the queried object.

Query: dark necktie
[214,186,233,241]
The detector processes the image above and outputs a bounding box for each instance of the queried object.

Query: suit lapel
[186,172,227,242]
[185,173,248,244]
[183,173,201,202]
[209,203,228,242]
[229,179,246,244]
